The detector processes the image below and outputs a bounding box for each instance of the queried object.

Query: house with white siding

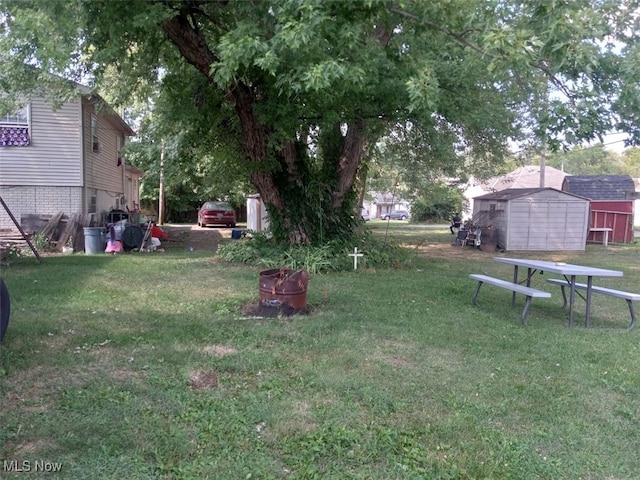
[0,87,139,231]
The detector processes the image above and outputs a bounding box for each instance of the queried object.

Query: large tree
[1,0,639,244]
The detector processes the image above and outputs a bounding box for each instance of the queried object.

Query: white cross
[348,247,364,270]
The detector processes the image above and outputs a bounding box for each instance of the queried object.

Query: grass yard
[1,224,639,479]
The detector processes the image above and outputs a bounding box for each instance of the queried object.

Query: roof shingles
[562,175,635,200]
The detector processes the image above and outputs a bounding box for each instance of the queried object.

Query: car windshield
[203,202,231,211]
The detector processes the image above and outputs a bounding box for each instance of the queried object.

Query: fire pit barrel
[259,268,309,312]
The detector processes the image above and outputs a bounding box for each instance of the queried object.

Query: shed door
[526,201,551,250]
[507,200,544,250]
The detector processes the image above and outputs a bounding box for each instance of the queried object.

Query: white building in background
[363,191,411,220]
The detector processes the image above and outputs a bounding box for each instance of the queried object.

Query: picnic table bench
[588,227,613,247]
[469,274,551,325]
[547,278,639,331]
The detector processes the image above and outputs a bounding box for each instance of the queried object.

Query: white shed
[246,194,270,232]
[472,188,590,251]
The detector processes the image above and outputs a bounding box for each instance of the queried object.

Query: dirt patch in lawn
[160,224,230,252]
[412,239,500,260]
[241,302,310,318]
[203,344,238,357]
[189,370,219,390]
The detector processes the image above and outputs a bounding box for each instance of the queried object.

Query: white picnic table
[493,257,623,327]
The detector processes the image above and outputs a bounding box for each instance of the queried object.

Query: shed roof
[481,165,567,191]
[474,187,588,202]
[562,175,635,200]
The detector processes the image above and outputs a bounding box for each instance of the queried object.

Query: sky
[601,132,629,153]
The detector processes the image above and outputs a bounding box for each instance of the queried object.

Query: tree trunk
[160,10,365,245]
[332,121,367,209]
[229,83,284,210]
[356,162,369,214]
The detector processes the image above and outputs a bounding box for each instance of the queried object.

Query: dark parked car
[381,209,409,221]
[197,201,236,227]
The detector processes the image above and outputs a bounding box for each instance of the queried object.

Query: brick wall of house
[0,186,83,231]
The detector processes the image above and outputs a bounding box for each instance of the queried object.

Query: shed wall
[588,200,634,244]
[506,199,587,250]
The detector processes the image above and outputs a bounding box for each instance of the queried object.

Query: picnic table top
[493,257,623,278]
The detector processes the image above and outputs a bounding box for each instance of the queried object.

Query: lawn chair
[472,228,482,248]
[454,229,468,247]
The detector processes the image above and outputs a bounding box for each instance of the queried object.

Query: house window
[116,134,123,166]
[0,104,30,147]
[89,191,97,214]
[91,115,100,152]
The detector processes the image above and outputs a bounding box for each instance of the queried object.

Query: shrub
[216,231,413,273]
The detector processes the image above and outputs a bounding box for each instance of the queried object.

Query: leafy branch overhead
[1,0,638,243]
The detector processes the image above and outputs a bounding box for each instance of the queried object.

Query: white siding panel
[530,201,553,250]
[507,200,532,250]
[83,106,125,194]
[0,98,83,186]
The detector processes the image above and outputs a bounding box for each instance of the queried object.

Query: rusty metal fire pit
[259,268,309,313]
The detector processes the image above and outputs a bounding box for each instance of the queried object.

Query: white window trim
[0,104,32,146]
[91,114,100,153]
[0,103,30,127]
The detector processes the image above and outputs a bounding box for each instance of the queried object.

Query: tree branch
[159,13,218,78]
[389,6,575,102]
[390,7,489,57]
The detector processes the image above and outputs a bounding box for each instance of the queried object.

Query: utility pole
[540,142,547,188]
[158,140,165,225]
[539,69,549,188]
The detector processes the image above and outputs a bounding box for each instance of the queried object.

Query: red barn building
[562,175,636,244]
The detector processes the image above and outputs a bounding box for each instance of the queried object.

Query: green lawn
[1,224,639,479]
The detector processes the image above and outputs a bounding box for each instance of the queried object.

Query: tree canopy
[1,0,639,244]
[540,144,640,177]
